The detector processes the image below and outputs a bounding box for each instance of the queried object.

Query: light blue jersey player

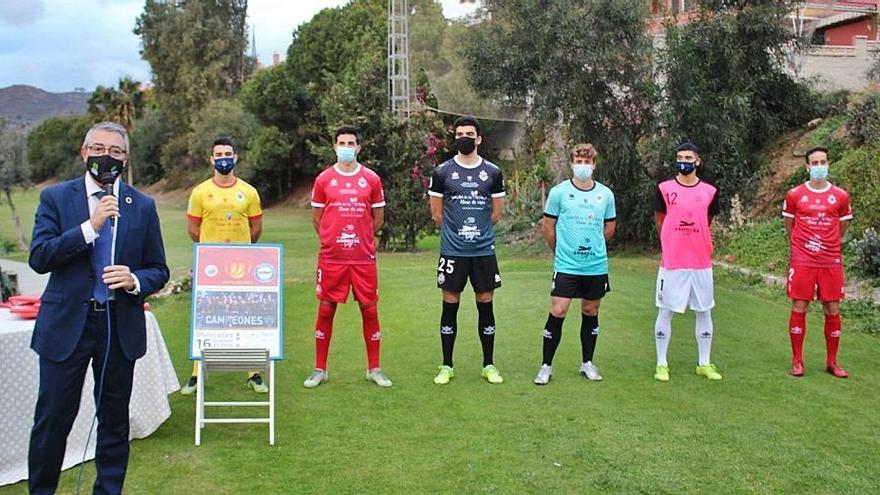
[428,116,506,385]
[534,143,617,385]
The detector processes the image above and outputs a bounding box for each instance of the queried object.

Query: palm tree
[88,77,145,184]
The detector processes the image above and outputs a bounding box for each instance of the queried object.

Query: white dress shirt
[79,174,140,296]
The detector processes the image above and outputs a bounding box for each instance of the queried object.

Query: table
[0,308,180,486]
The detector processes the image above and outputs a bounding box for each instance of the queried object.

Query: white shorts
[655,267,715,313]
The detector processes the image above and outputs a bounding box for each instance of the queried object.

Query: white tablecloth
[0,308,180,486]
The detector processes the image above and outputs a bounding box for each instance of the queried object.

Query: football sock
[695,310,713,366]
[360,303,381,369]
[440,301,459,367]
[476,301,496,367]
[315,303,337,370]
[655,308,674,366]
[824,313,842,366]
[580,313,599,363]
[789,310,806,364]
[541,313,565,366]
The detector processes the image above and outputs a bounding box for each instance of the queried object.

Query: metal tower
[388,0,411,120]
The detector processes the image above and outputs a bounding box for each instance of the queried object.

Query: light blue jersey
[544,179,616,276]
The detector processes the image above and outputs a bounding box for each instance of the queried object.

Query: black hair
[452,116,481,136]
[804,146,829,164]
[676,141,700,155]
[213,136,235,151]
[334,126,361,145]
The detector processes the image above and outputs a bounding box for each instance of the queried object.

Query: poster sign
[190,244,284,359]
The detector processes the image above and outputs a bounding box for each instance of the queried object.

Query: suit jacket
[29,177,170,363]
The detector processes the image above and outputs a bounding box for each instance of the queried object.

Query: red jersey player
[304,126,391,388]
[782,146,853,378]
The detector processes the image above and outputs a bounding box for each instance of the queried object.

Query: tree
[134,0,249,131]
[464,0,658,244]
[645,0,814,216]
[129,107,171,185]
[187,98,260,179]
[26,115,94,182]
[0,117,31,250]
[88,77,146,184]
[239,65,321,202]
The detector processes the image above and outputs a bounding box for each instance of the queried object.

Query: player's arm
[783,217,794,237]
[653,185,666,235]
[654,212,665,233]
[491,197,504,225]
[839,193,853,238]
[312,207,323,233]
[542,215,557,252]
[372,207,385,233]
[429,196,443,225]
[186,190,202,242]
[187,216,201,242]
[604,220,616,241]
[782,191,796,238]
[249,216,262,243]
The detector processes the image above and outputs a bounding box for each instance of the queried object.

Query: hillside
[0,85,90,125]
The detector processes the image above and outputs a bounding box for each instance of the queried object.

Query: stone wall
[794,35,879,90]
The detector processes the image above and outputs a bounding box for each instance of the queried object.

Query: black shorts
[550,271,610,300]
[436,255,502,293]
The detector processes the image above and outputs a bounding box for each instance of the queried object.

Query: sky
[0,0,479,93]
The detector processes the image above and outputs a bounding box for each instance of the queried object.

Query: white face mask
[572,164,593,180]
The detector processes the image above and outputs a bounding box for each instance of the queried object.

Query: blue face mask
[809,164,829,181]
[214,157,234,175]
[675,160,696,175]
[336,146,357,163]
[572,164,593,181]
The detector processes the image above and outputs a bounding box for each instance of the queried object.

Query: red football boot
[790,361,804,377]
[826,363,848,378]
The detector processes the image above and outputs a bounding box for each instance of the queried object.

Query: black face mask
[455,136,477,155]
[86,154,125,185]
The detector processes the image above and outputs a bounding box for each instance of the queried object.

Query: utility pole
[388,0,411,120]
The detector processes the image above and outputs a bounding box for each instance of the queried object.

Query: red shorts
[787,265,845,302]
[316,262,379,304]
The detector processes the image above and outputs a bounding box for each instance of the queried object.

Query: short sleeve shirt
[311,164,385,264]
[544,180,616,276]
[782,182,852,268]
[187,177,262,243]
[428,156,505,257]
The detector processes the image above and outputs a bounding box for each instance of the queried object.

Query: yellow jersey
[186,177,262,243]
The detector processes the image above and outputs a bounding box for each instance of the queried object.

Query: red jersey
[782,182,853,268]
[311,164,386,264]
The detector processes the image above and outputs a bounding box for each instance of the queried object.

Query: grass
[2,191,880,494]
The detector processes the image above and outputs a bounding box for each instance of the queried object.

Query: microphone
[100,173,116,227]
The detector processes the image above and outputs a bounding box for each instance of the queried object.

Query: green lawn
[2,191,879,494]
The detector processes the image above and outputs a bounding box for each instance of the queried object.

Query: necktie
[92,191,113,303]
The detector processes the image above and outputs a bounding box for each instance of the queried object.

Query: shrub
[846,89,880,146]
[852,228,880,279]
[808,113,849,161]
[717,218,790,274]
[833,145,880,235]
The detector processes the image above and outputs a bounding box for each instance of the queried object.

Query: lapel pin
[125,197,133,204]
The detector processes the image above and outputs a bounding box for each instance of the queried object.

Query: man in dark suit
[27,121,169,494]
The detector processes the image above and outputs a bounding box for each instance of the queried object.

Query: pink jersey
[654,179,720,270]
[310,164,386,264]
[782,182,852,268]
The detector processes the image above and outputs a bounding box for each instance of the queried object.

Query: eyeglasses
[87,144,127,159]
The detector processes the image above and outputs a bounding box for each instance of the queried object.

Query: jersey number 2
[438,257,456,274]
